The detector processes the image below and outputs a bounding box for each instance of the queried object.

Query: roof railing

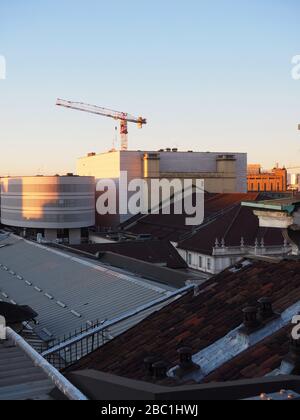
[42,284,195,370]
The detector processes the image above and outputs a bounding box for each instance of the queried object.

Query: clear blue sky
[0,0,300,175]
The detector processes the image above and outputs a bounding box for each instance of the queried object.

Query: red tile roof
[67,257,300,382]
[178,205,284,255]
[204,326,292,383]
[121,193,261,242]
[69,240,187,269]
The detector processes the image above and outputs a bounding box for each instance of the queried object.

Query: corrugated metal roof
[0,338,54,400]
[0,235,175,342]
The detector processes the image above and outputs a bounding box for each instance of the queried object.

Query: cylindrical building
[0,176,95,244]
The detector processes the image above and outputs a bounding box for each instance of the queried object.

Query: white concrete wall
[177,248,240,275]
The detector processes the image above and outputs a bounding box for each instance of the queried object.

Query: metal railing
[40,319,110,370]
[42,284,195,370]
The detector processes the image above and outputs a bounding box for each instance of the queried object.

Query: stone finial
[215,238,220,248]
[221,238,225,248]
[240,237,245,247]
[261,238,265,248]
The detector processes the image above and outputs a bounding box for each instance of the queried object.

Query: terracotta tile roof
[67,258,300,382]
[121,193,261,242]
[178,205,284,255]
[70,240,187,269]
[204,326,292,383]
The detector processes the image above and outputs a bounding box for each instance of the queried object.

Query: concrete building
[0,176,95,245]
[247,165,287,193]
[77,149,247,227]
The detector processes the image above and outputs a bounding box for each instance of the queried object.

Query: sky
[0,0,300,175]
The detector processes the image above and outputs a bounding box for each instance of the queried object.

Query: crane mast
[56,99,147,151]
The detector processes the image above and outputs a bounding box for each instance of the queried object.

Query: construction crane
[56,99,147,151]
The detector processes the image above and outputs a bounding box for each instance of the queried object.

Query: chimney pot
[243,306,259,330]
[258,297,274,320]
[152,361,168,380]
[178,347,193,368]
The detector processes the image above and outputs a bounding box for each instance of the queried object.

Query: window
[187,253,192,265]
[207,258,212,271]
[199,256,203,268]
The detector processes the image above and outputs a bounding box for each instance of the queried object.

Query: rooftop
[70,240,188,269]
[0,234,177,343]
[204,325,292,383]
[67,257,300,384]
[178,201,285,255]
[0,338,55,400]
[121,193,261,242]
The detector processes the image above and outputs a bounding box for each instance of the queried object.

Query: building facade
[0,176,95,244]
[77,149,247,227]
[247,165,287,192]
[177,240,291,275]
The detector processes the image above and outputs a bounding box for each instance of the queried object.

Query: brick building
[247,165,287,192]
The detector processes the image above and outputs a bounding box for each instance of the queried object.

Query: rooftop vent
[242,306,260,332]
[166,148,171,152]
[87,152,96,157]
[258,297,274,321]
[172,148,178,152]
[173,347,201,379]
[153,361,168,380]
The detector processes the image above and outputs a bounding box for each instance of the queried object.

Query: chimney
[178,347,194,369]
[144,356,157,377]
[174,347,201,379]
[152,361,168,380]
[258,297,274,320]
[243,306,259,331]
